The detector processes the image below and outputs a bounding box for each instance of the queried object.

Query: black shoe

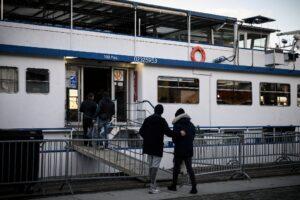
[190,186,197,194]
[167,185,177,191]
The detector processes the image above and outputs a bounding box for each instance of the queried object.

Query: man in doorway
[97,92,115,148]
[80,93,98,146]
[138,104,173,194]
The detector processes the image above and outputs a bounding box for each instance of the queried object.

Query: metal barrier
[196,126,300,136]
[0,132,299,194]
[241,132,300,170]
[192,132,300,179]
[192,135,242,176]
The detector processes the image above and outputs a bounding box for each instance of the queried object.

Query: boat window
[247,33,268,50]
[213,28,234,47]
[137,10,188,42]
[158,76,199,104]
[0,66,18,93]
[260,83,290,106]
[239,33,247,48]
[187,15,213,44]
[217,80,252,105]
[26,68,49,94]
[298,85,300,107]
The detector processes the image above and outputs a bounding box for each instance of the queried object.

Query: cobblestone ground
[165,185,300,200]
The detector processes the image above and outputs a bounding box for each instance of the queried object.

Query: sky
[133,0,300,47]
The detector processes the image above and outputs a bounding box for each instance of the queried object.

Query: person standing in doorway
[80,93,98,146]
[97,91,115,148]
[168,108,197,194]
[139,104,173,194]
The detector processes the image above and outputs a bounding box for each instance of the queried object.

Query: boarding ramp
[70,139,172,181]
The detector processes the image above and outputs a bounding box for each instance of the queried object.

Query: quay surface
[34,175,300,200]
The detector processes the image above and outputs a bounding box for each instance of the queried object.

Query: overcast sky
[133,0,300,47]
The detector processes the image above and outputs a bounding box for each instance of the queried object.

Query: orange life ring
[191,46,206,62]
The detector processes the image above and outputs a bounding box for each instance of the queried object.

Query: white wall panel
[0,54,65,128]
[140,65,300,126]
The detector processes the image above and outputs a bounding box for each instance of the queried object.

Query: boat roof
[3,0,279,38]
[3,0,237,31]
[126,0,237,22]
[243,15,275,24]
[240,25,279,33]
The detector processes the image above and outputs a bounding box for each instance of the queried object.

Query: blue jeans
[98,119,111,147]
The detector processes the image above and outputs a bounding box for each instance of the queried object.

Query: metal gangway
[68,100,169,181]
[70,140,172,181]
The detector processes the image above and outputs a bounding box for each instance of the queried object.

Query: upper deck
[0,0,299,74]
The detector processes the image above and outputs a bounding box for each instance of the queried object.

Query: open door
[113,69,128,122]
[65,67,80,123]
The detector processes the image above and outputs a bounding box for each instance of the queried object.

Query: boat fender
[191,46,206,62]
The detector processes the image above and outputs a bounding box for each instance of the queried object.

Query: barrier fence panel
[192,135,241,176]
[0,140,42,185]
[0,139,150,187]
[40,140,69,182]
[241,132,300,170]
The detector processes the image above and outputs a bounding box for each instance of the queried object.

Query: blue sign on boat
[70,75,77,88]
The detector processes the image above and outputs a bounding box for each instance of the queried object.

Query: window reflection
[0,66,18,93]
[158,76,199,104]
[26,68,49,93]
[217,80,252,105]
[69,89,78,110]
[247,33,267,50]
[260,83,290,106]
[214,28,234,47]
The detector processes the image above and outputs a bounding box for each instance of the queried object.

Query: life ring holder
[191,46,206,62]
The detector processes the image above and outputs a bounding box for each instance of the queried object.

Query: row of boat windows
[157,76,300,107]
[0,67,49,94]
[1,67,299,107]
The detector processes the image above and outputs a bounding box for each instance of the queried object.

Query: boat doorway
[84,67,111,104]
[65,60,132,126]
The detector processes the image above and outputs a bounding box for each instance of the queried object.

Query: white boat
[0,0,299,130]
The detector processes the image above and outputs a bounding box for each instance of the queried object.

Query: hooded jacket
[172,113,196,158]
[97,96,115,121]
[139,114,172,157]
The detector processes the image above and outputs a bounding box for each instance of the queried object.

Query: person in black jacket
[80,93,98,145]
[97,92,115,148]
[168,108,197,194]
[139,104,172,194]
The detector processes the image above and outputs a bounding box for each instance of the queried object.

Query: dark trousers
[83,118,93,145]
[172,156,196,186]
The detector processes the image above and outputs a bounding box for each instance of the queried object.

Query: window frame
[26,68,50,94]
[0,66,19,94]
[157,76,199,104]
[259,82,291,107]
[216,79,253,106]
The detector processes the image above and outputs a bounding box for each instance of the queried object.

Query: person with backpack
[97,92,115,148]
[80,93,98,146]
[139,104,173,194]
[167,108,197,194]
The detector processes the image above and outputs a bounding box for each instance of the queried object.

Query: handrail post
[240,134,245,174]
[1,0,3,20]
[60,140,73,194]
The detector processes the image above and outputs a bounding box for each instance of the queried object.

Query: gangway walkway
[71,144,172,181]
